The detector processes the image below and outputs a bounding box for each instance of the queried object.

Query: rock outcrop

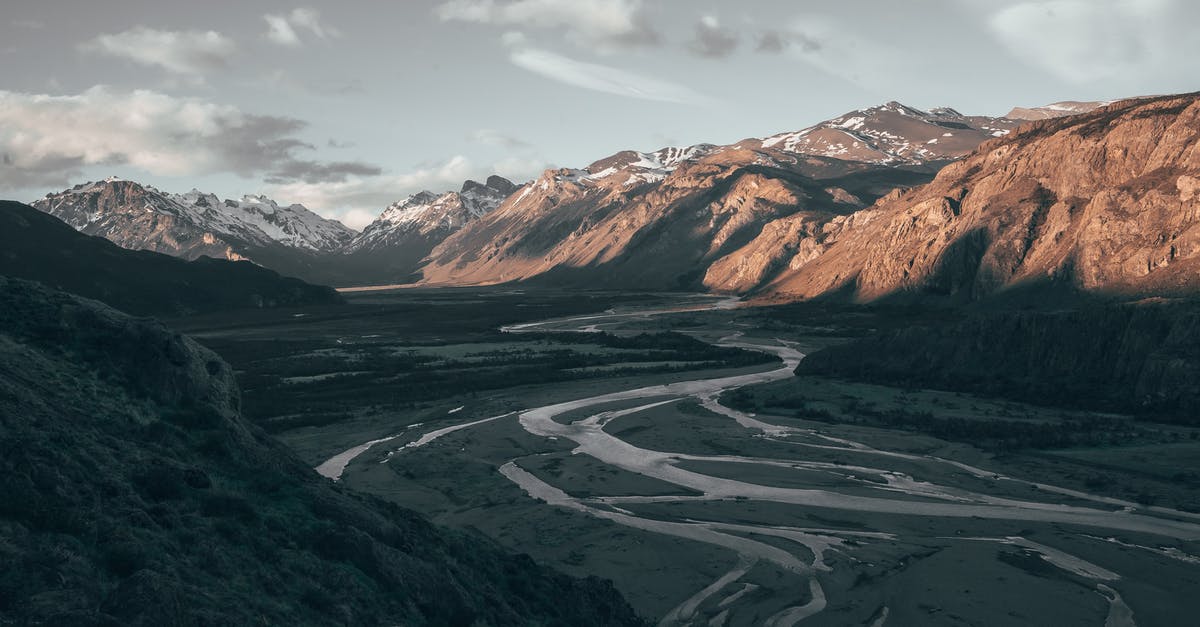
[760,93,1200,302]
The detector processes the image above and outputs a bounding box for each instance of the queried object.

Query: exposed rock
[760,93,1200,302]
[417,101,1022,291]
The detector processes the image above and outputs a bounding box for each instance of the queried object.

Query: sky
[1,0,1197,229]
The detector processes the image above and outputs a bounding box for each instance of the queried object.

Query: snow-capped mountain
[328,176,518,285]
[31,178,355,264]
[346,175,516,253]
[757,101,1019,165]
[171,189,354,252]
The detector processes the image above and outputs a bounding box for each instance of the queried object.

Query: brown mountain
[755,93,1200,302]
[418,102,1015,290]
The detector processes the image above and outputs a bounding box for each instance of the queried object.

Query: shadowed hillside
[0,277,642,626]
[0,200,342,316]
[796,300,1200,423]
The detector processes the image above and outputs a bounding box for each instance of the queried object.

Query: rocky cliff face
[417,102,1026,291]
[0,277,642,626]
[758,93,1200,302]
[418,149,911,289]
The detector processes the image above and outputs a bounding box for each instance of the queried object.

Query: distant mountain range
[34,178,355,259]
[26,98,1128,295]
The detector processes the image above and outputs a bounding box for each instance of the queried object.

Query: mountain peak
[461,175,517,196]
[760,101,1019,164]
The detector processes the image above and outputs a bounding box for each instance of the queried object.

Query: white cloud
[264,7,336,47]
[0,86,374,189]
[333,208,377,231]
[264,15,300,46]
[766,16,912,93]
[267,155,478,218]
[507,43,711,104]
[491,156,550,181]
[435,0,659,49]
[987,0,1181,83]
[82,27,235,76]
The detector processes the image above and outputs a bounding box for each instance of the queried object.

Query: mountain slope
[419,149,911,289]
[0,277,642,626]
[0,200,341,316]
[418,102,1012,290]
[758,93,1200,302]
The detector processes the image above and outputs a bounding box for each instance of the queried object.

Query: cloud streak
[435,0,659,49]
[82,27,236,76]
[506,42,710,104]
[469,129,532,149]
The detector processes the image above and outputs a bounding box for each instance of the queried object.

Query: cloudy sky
[2,0,1197,229]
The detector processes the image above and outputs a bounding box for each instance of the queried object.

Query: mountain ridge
[756,92,1200,302]
[26,98,1118,291]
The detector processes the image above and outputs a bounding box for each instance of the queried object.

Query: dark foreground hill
[0,200,341,316]
[0,277,642,626]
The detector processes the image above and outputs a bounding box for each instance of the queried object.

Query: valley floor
[179,288,1200,626]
